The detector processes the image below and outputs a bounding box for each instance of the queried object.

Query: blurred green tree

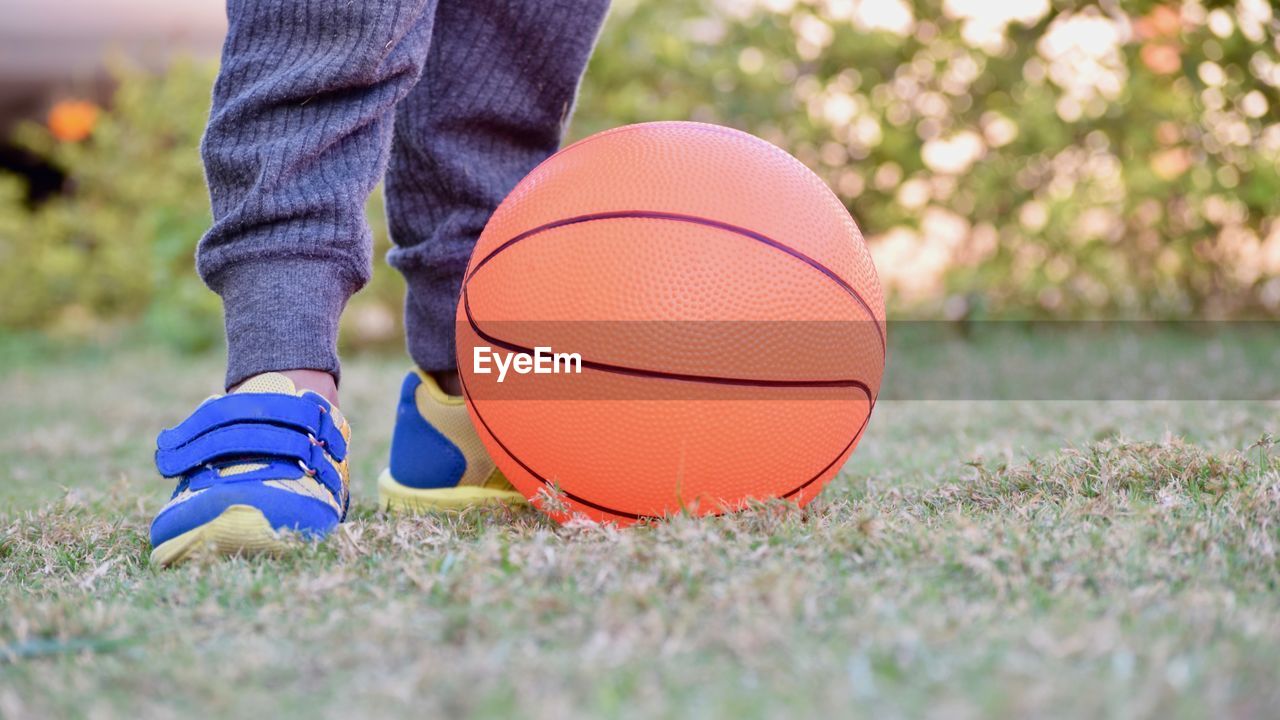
[579,0,1280,318]
[0,61,219,347]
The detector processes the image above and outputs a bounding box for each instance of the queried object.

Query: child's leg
[151,0,445,565]
[384,0,611,381]
[377,0,609,511]
[199,0,443,393]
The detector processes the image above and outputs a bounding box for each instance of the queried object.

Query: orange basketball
[456,121,885,525]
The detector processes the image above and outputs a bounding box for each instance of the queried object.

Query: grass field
[2,339,1279,718]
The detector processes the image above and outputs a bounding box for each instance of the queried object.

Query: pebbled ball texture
[457,121,886,524]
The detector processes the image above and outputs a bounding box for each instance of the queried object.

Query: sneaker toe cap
[150,483,340,547]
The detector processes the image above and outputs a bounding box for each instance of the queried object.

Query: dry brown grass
[1,345,1278,718]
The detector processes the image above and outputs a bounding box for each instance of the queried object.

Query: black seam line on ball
[457,365,653,521]
[463,210,886,357]
[462,289,876,396]
[460,363,872,519]
[781,406,873,500]
[458,301,877,519]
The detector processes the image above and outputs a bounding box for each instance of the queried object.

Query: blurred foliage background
[0,0,1278,354]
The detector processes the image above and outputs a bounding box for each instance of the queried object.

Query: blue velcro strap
[184,461,302,491]
[156,393,346,461]
[182,460,342,497]
[154,425,343,497]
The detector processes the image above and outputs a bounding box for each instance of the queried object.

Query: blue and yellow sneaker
[378,370,526,511]
[149,373,351,566]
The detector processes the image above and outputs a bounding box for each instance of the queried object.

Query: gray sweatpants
[196,0,610,387]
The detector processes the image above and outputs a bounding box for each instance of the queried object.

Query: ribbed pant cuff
[404,273,464,373]
[210,258,358,389]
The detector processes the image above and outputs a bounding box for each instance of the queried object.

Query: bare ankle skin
[430,370,463,397]
[233,369,339,406]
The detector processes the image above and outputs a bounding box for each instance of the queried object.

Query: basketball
[456,121,885,524]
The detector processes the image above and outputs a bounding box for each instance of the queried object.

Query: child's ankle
[429,370,462,397]
[233,369,339,406]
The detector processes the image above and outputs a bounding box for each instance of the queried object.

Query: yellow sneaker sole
[377,469,528,512]
[149,504,294,567]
